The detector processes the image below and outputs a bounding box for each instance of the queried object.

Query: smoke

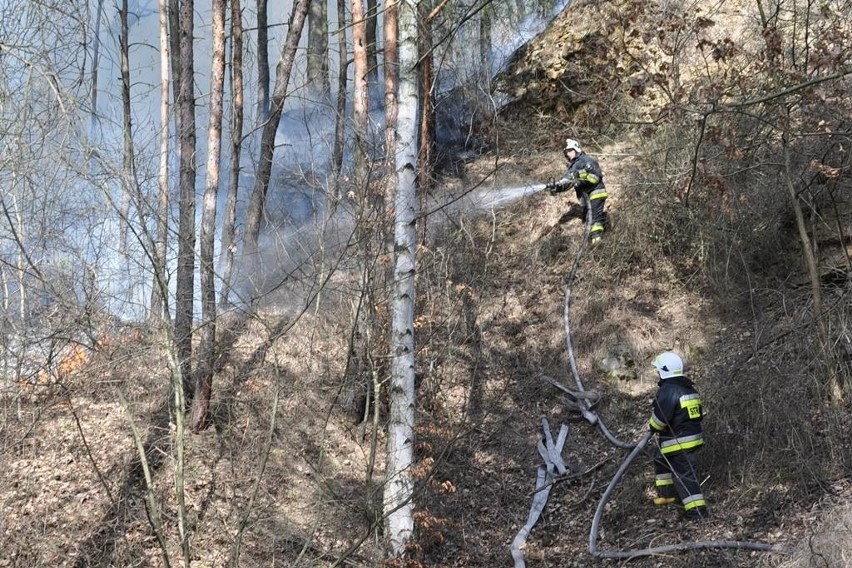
[0,0,565,323]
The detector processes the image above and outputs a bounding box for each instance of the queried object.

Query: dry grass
[3,0,852,565]
[1,129,849,567]
[775,486,852,568]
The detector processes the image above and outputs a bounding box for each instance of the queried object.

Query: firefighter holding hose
[648,351,709,520]
[545,138,608,245]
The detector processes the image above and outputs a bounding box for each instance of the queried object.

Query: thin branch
[727,70,851,108]
[60,384,116,505]
[118,389,171,568]
[683,104,714,207]
[227,387,280,567]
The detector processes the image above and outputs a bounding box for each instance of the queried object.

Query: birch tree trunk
[243,0,311,256]
[192,0,226,432]
[151,0,171,321]
[384,0,418,554]
[175,0,198,399]
[219,0,244,308]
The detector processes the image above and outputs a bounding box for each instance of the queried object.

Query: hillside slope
[400,136,799,567]
[0,138,835,567]
[2,0,851,566]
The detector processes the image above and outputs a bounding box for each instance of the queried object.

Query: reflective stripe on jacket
[563,153,606,196]
[648,375,704,455]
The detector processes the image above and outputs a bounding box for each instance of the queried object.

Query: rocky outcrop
[492,0,655,122]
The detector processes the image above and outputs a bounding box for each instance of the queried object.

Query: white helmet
[652,351,684,379]
[564,138,582,154]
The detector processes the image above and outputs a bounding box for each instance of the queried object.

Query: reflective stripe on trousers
[653,448,707,512]
[660,433,704,454]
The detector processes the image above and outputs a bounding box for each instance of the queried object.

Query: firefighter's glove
[547,178,571,195]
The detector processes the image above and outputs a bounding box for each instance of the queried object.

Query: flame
[32,343,92,385]
[20,328,144,387]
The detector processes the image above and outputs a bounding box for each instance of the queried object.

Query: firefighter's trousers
[576,188,608,237]
[654,448,708,519]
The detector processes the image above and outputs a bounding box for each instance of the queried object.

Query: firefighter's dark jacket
[648,376,704,455]
[563,154,606,195]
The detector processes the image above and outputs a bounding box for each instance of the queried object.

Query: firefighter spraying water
[545,138,609,244]
[465,139,609,243]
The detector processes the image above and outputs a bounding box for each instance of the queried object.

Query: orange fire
[31,342,93,385]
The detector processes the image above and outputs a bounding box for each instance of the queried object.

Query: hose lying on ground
[511,417,570,568]
[558,199,635,449]
[588,431,792,559]
[544,196,792,559]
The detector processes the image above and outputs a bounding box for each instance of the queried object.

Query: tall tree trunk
[243,0,311,256]
[256,0,270,122]
[330,0,348,198]
[479,7,491,84]
[306,0,330,98]
[175,0,197,401]
[371,0,398,504]
[164,0,183,322]
[351,0,369,188]
[384,0,418,553]
[417,1,435,245]
[168,0,182,111]
[170,4,195,562]
[192,0,226,432]
[89,0,104,136]
[365,0,379,88]
[382,0,399,289]
[151,0,171,321]
[383,0,398,187]
[219,0,244,308]
[348,0,377,418]
[119,0,135,255]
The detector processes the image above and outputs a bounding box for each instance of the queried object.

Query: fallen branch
[118,390,171,568]
[539,374,600,405]
[528,454,613,497]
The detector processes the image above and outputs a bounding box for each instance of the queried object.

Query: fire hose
[524,194,793,561]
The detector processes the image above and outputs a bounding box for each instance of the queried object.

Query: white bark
[218,0,244,307]
[152,0,170,319]
[192,0,226,431]
[384,0,419,555]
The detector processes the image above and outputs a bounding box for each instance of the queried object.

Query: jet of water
[471,183,548,210]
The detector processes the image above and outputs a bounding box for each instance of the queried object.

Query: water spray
[470,182,548,211]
